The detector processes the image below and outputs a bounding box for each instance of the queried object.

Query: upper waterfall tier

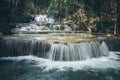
[12,15,71,33]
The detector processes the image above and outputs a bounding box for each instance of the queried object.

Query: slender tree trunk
[114,18,117,35]
[100,16,104,33]
[117,0,120,34]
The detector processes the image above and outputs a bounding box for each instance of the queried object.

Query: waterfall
[0,40,51,57]
[99,37,120,51]
[46,42,109,61]
[0,40,109,61]
[100,41,109,56]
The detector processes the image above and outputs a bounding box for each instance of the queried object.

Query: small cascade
[100,41,109,56]
[46,42,109,61]
[12,15,72,33]
[99,37,120,51]
[0,40,51,57]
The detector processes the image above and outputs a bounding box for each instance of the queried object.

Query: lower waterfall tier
[0,40,109,61]
[47,42,109,61]
[0,40,51,57]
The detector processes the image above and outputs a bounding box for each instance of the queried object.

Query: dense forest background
[0,0,120,34]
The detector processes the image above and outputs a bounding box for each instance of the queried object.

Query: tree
[0,0,33,34]
[117,0,120,34]
[48,0,66,23]
[101,0,119,34]
[26,0,50,15]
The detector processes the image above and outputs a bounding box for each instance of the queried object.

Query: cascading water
[99,37,120,51]
[12,15,71,33]
[0,40,109,61]
[47,42,109,61]
[0,40,51,57]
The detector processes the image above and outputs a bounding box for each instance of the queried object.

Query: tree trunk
[114,18,117,35]
[100,16,104,33]
[117,0,120,34]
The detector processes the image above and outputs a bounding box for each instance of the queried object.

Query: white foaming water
[100,41,109,56]
[35,15,54,24]
[1,52,120,71]
[12,15,72,33]
[12,15,55,32]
